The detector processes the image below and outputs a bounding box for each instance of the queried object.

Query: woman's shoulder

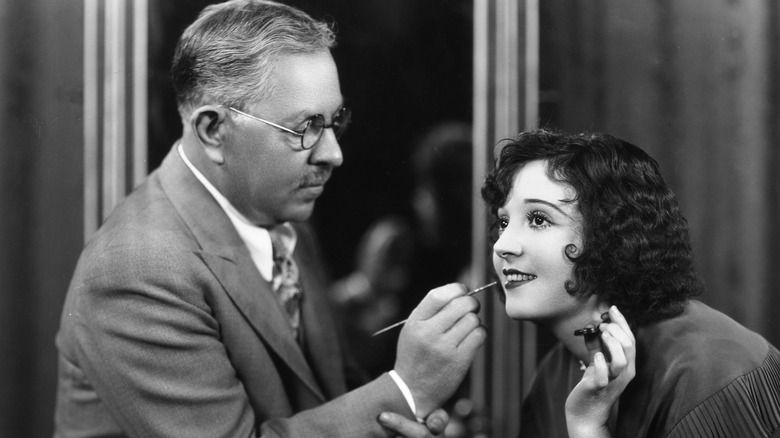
[634,300,780,436]
[662,345,780,437]
[641,300,772,368]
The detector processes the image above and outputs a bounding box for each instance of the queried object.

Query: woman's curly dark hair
[481,129,703,325]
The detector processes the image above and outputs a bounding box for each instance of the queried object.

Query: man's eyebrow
[292,101,345,121]
[523,198,574,218]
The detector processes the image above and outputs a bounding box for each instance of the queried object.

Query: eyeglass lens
[302,108,351,149]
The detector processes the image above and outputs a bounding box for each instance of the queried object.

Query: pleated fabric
[669,349,780,438]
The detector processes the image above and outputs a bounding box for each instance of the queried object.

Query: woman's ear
[586,294,611,323]
[190,105,227,165]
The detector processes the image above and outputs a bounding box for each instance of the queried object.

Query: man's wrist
[567,422,611,438]
[388,370,425,422]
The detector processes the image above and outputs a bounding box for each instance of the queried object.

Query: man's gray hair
[171,0,336,117]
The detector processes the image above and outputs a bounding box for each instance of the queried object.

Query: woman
[482,129,780,437]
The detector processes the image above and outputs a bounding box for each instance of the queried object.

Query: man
[54,1,485,437]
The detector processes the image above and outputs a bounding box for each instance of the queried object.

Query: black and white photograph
[1,1,779,437]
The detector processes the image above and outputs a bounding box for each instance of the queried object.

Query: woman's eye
[498,217,509,230]
[527,211,552,228]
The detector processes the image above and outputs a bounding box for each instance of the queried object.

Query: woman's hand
[565,306,636,438]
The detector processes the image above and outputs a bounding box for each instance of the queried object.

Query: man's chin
[282,201,316,223]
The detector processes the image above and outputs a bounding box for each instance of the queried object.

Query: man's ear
[190,105,228,165]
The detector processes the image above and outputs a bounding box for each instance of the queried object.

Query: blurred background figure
[329,121,474,377]
[329,121,476,437]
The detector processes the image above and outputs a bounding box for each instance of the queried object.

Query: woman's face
[492,159,586,323]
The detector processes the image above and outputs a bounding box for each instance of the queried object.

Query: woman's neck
[548,294,610,364]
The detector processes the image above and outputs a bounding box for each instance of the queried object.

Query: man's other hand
[378,408,449,437]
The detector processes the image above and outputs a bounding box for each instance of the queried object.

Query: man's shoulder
[75,177,203,284]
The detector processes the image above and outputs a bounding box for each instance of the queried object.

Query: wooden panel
[768,0,780,348]
[0,0,149,435]
[471,0,538,435]
[84,0,148,239]
[0,0,84,436]
[0,0,38,434]
[540,0,779,344]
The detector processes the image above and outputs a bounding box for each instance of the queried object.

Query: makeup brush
[371,281,498,337]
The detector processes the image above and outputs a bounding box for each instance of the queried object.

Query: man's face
[220,51,344,226]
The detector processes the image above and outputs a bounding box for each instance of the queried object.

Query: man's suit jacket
[54,146,411,437]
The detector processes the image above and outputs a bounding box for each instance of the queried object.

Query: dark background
[147,0,474,279]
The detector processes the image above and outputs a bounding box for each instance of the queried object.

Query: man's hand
[378,408,449,437]
[394,283,486,417]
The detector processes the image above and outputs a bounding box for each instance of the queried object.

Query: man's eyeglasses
[223,106,351,150]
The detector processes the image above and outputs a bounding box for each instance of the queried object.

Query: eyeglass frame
[220,105,351,150]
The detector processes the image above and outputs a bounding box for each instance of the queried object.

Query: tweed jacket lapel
[156,146,326,402]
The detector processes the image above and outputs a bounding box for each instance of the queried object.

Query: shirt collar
[177,143,296,281]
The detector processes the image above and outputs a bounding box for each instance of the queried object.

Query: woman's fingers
[566,308,637,436]
[589,351,610,388]
[604,306,635,344]
[598,306,636,381]
[600,331,627,379]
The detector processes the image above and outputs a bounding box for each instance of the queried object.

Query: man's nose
[309,127,343,168]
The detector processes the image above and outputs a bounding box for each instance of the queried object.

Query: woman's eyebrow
[523,198,574,218]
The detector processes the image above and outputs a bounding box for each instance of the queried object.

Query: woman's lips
[502,268,537,289]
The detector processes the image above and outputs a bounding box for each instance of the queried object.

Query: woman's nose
[493,229,521,260]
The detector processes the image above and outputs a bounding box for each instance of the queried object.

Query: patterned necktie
[269,227,302,338]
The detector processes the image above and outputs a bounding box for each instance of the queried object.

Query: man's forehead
[252,51,343,116]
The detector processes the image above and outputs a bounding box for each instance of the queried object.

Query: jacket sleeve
[61,238,413,438]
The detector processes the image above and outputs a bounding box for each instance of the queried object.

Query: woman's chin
[504,303,533,321]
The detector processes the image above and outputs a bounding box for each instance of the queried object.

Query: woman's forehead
[511,161,573,201]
